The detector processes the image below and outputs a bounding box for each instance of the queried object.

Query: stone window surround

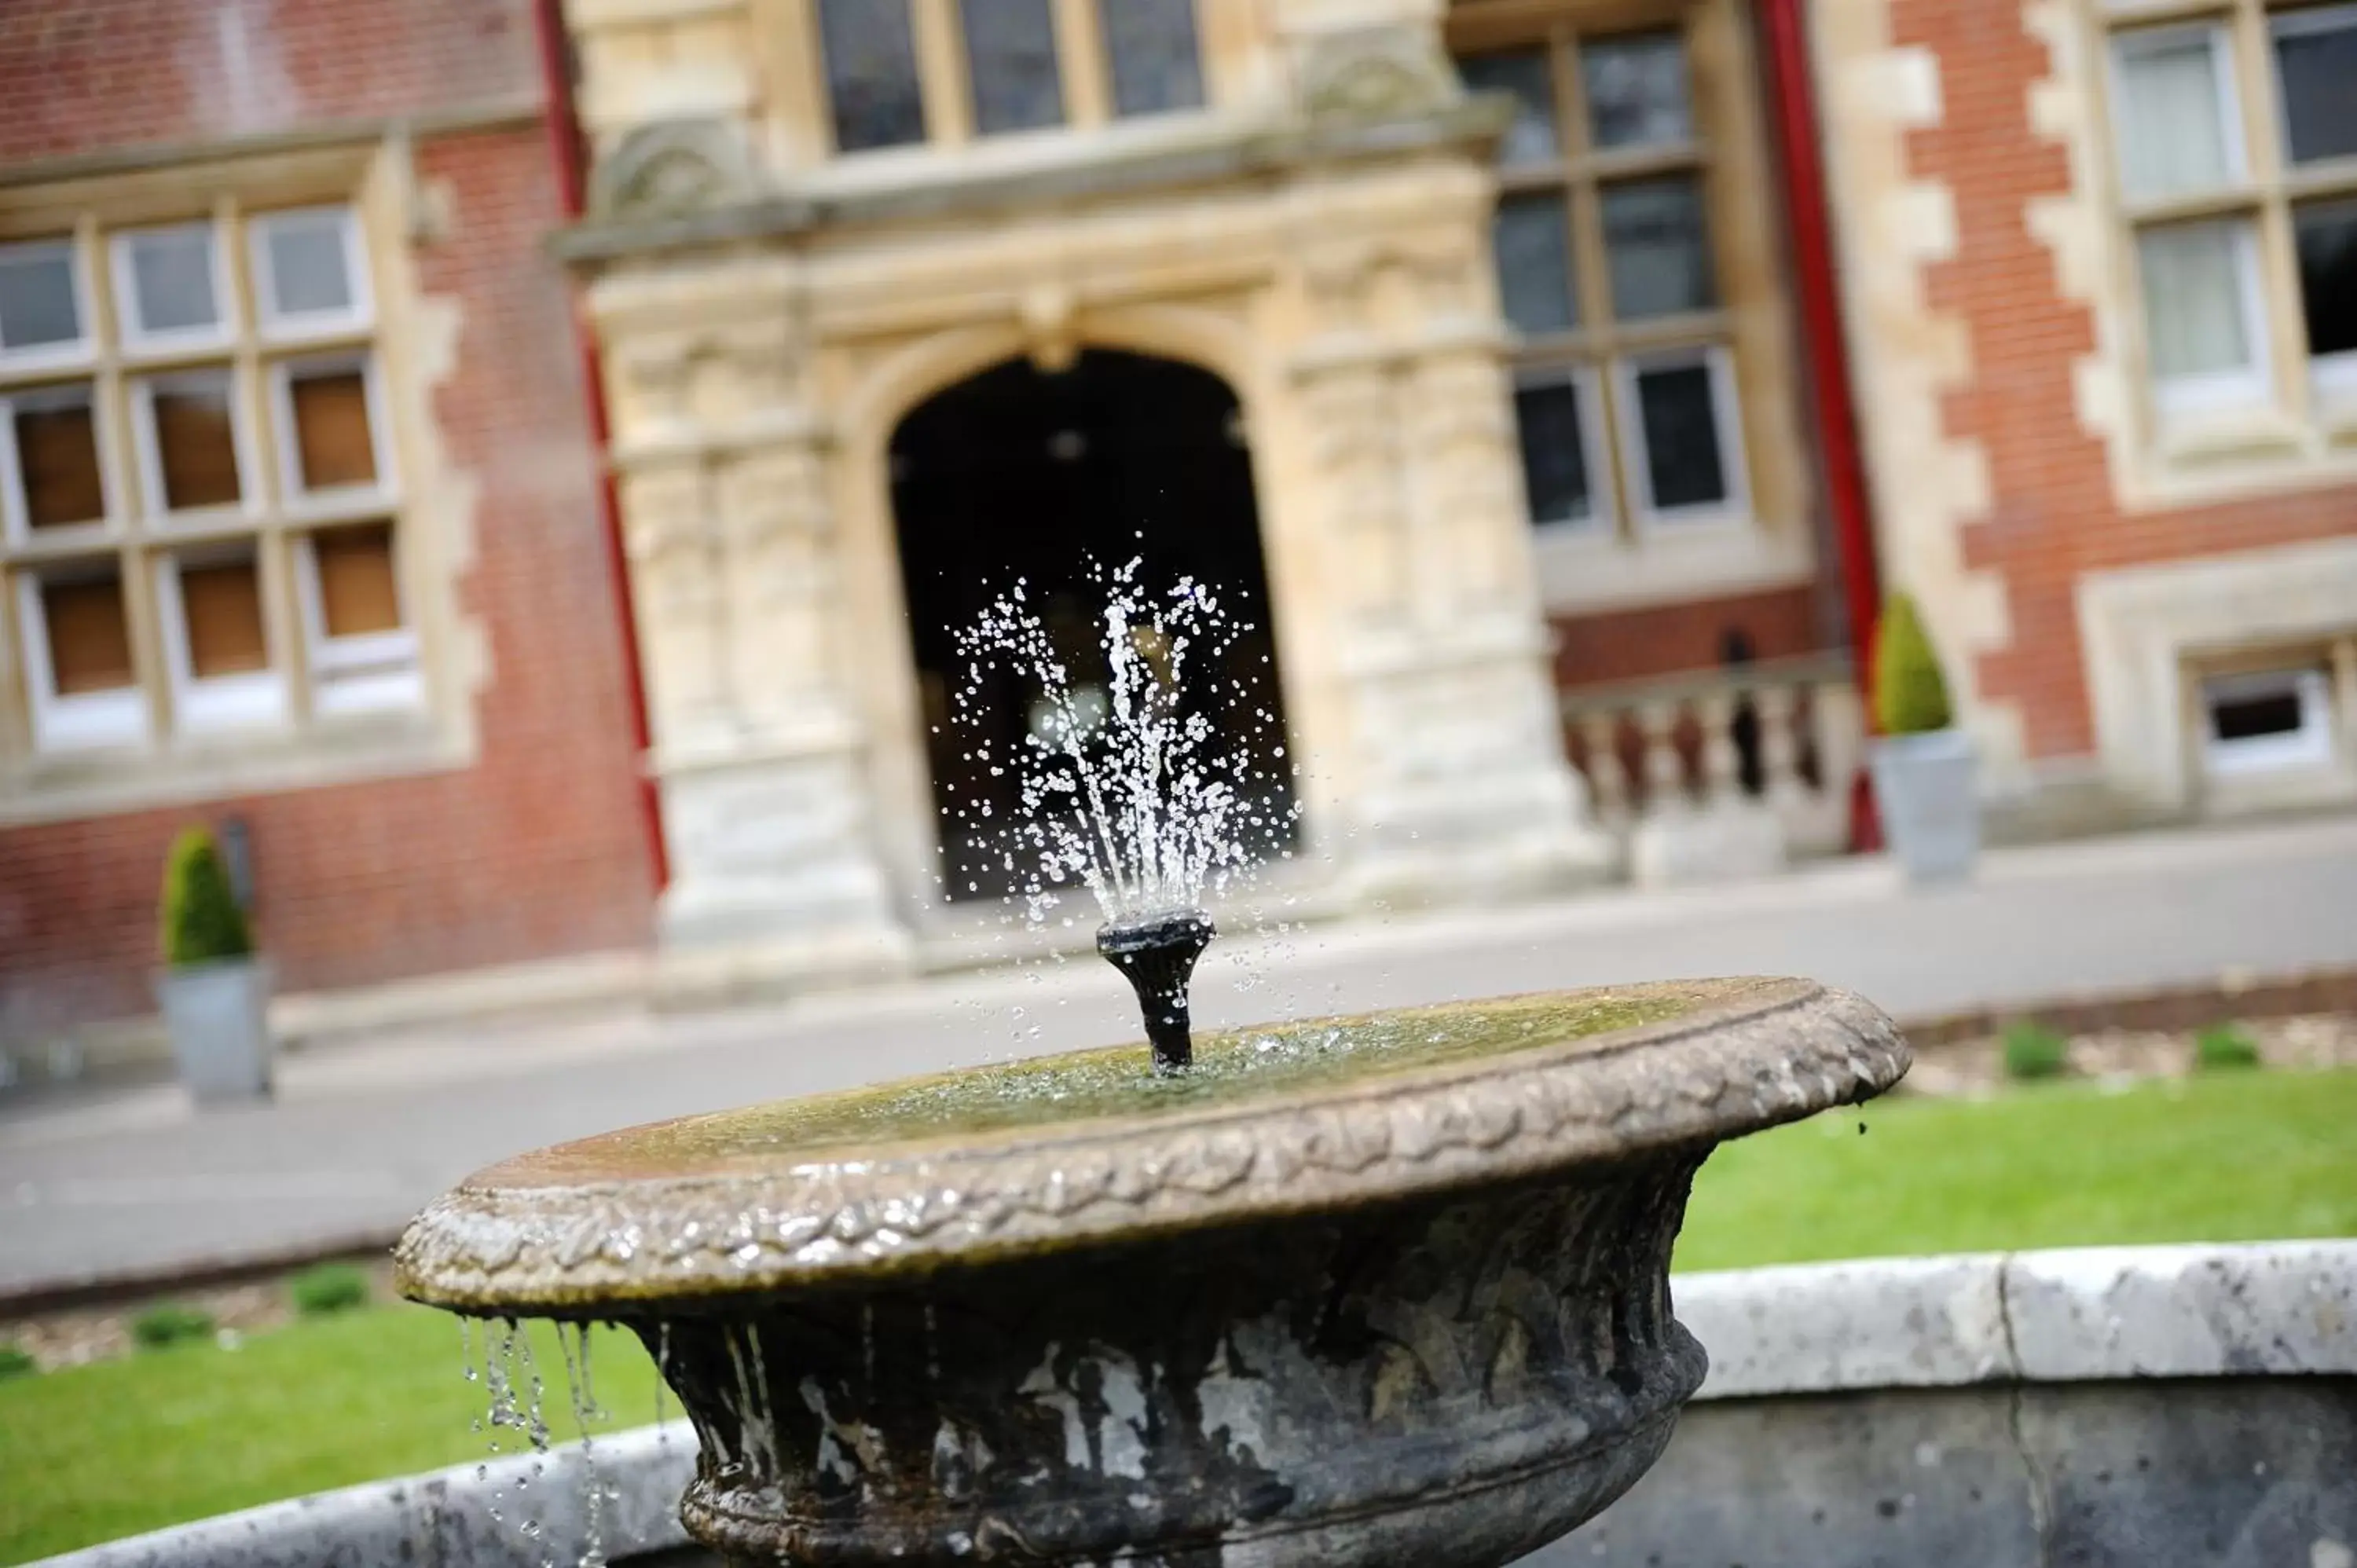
[2072,0,2357,498]
[0,142,478,827]
[2074,532,2357,811]
[1448,0,1819,619]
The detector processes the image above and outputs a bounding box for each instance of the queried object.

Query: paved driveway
[6,815,2355,1298]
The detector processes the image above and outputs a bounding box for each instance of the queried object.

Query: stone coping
[34,1241,2355,1566]
[35,1421,701,1568]
[1679,1240,2357,1400]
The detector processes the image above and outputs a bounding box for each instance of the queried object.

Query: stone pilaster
[1287,235,1613,903]
[596,273,910,977]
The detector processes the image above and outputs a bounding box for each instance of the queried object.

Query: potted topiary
[1869,592,1979,884]
[156,827,273,1101]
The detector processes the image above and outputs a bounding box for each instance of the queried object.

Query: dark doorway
[889,349,1297,903]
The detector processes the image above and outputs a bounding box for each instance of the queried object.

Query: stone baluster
[1813,680,1865,800]
[1806,679,1867,854]
[1695,691,1741,810]
[1637,701,1686,817]
[1578,709,1629,826]
[1754,683,1810,818]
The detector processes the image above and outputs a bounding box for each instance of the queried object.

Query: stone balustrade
[1559,653,1864,882]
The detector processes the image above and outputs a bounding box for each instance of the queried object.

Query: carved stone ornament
[592,115,760,221]
[396,978,1905,1568]
[1299,27,1463,123]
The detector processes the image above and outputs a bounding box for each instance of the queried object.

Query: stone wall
[43,1241,2355,1568]
[562,6,1616,962]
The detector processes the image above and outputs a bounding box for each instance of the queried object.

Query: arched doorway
[889,349,1297,903]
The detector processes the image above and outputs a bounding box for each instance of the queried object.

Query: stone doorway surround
[559,57,1614,978]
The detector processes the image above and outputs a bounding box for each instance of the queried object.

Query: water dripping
[558,1323,610,1568]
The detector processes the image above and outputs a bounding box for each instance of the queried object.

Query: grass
[2,1069,2353,1563]
[0,1313,661,1566]
[1674,1065,2357,1272]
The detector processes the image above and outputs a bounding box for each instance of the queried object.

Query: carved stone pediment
[592,116,761,221]
[1299,27,1461,123]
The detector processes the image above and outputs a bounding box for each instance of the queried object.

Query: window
[157,546,284,732]
[1102,0,1204,117]
[300,521,422,714]
[134,369,251,516]
[112,223,229,349]
[818,0,928,152]
[963,0,1065,134]
[2273,5,2357,166]
[249,207,369,335]
[1513,369,1606,527]
[1459,15,1749,540]
[0,240,86,367]
[2201,666,2335,776]
[2102,2,2357,441]
[2136,218,2267,414]
[814,0,1206,150]
[1618,349,1744,518]
[2295,196,2357,397]
[1,202,421,766]
[17,562,145,750]
[2,383,108,538]
[269,354,388,506]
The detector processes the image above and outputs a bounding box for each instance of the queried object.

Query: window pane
[2296,198,2357,361]
[2113,28,2234,198]
[1602,176,1715,320]
[1514,379,1593,526]
[262,212,356,319]
[123,227,221,337]
[180,555,269,678]
[288,367,378,492]
[0,243,82,354]
[1633,360,1728,511]
[2275,9,2357,166]
[964,0,1064,134]
[1584,31,1692,150]
[1105,0,1204,117]
[1460,49,1559,167]
[1494,193,1576,335]
[315,522,401,638]
[13,394,105,529]
[149,376,244,511]
[41,570,135,694]
[2138,218,2254,382]
[818,0,927,152]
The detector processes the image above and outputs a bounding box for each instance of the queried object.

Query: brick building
[1,0,2351,1051]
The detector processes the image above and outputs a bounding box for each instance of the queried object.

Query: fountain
[395,569,1909,1568]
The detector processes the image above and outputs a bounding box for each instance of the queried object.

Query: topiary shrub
[1874,592,1955,736]
[130,1302,217,1350]
[2000,1020,2069,1082]
[2193,1022,2263,1072]
[0,1343,35,1380]
[160,828,251,969]
[289,1262,370,1317]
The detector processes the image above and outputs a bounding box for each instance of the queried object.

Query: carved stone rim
[394,977,1908,1311]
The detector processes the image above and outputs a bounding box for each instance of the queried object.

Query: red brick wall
[0,0,537,164]
[1550,585,1829,690]
[1887,1,2357,760]
[0,31,654,1036]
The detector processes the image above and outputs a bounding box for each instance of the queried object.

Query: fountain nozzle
[1096,910,1215,1075]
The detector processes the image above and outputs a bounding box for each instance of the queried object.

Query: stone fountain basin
[396,977,1908,1568]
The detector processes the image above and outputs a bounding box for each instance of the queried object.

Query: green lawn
[4,1068,2354,1564]
[1674,1064,2357,1271]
